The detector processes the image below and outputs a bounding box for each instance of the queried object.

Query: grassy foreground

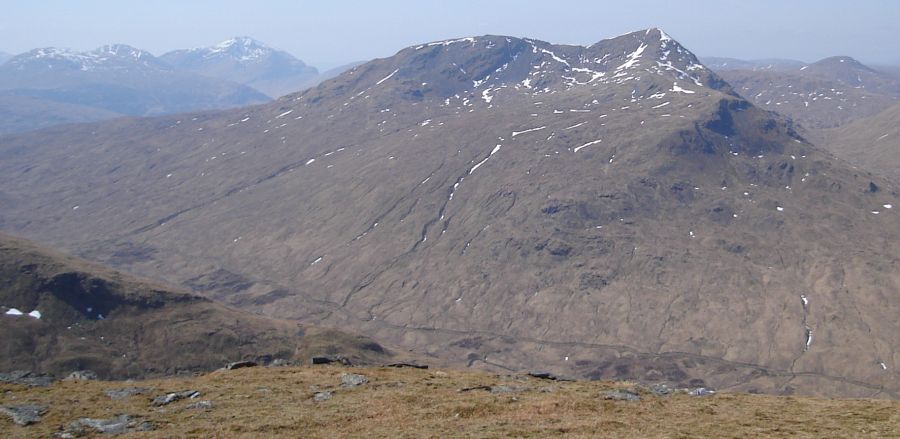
[2,365,898,438]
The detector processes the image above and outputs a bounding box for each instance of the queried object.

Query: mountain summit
[161,37,319,97]
[4,44,166,72]
[205,36,277,63]
[331,28,727,104]
[1,29,897,398]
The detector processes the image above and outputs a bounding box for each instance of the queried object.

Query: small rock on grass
[386,362,428,369]
[490,385,528,394]
[649,383,674,396]
[66,415,154,435]
[0,370,54,387]
[312,355,352,366]
[152,390,201,406]
[603,389,641,401]
[104,387,149,400]
[340,373,368,387]
[224,361,257,370]
[185,400,213,410]
[527,371,558,380]
[688,387,716,397]
[313,391,333,402]
[64,370,98,382]
[0,405,46,426]
[269,359,295,367]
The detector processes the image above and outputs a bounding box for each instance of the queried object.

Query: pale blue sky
[2,0,897,69]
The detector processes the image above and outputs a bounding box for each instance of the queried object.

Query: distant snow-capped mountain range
[159,37,320,97]
[0,38,360,135]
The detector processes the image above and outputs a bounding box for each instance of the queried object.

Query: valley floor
[2,366,898,438]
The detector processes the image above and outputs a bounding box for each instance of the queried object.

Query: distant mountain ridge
[701,57,806,71]
[714,55,900,129]
[161,37,320,98]
[0,38,357,134]
[0,43,270,135]
[814,102,900,182]
[5,44,166,72]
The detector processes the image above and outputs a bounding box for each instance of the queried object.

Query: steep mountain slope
[813,102,900,182]
[0,45,269,133]
[0,233,403,379]
[718,56,900,129]
[702,57,805,72]
[0,29,898,398]
[161,37,319,98]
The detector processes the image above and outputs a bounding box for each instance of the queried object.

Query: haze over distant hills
[707,56,900,183]
[0,51,10,64]
[715,56,900,129]
[160,37,320,98]
[702,57,806,72]
[2,29,897,398]
[0,38,358,135]
[814,102,900,182]
[0,44,269,135]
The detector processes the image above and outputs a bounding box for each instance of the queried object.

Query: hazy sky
[2,1,898,69]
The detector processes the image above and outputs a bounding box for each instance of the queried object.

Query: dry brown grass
[2,366,898,438]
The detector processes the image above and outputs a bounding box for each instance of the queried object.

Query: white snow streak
[573,139,602,153]
[469,144,503,174]
[512,126,546,137]
[376,69,399,85]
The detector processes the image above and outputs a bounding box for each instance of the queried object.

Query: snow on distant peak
[206,36,272,62]
[92,44,150,60]
[415,37,477,50]
[12,44,161,71]
[658,29,673,43]
[31,47,85,61]
[214,36,263,50]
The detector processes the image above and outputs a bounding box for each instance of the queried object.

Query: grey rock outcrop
[313,391,333,402]
[104,387,149,400]
[0,370,54,387]
[152,390,201,406]
[66,415,154,435]
[224,360,257,370]
[688,387,716,397]
[0,404,46,426]
[603,389,641,401]
[340,373,368,387]
[64,370,98,381]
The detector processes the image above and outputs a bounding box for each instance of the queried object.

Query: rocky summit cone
[0,29,897,398]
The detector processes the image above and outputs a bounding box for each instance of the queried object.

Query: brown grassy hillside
[1,365,898,438]
[0,233,407,379]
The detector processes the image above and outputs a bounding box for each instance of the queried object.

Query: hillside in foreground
[1,365,898,438]
[0,233,407,379]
